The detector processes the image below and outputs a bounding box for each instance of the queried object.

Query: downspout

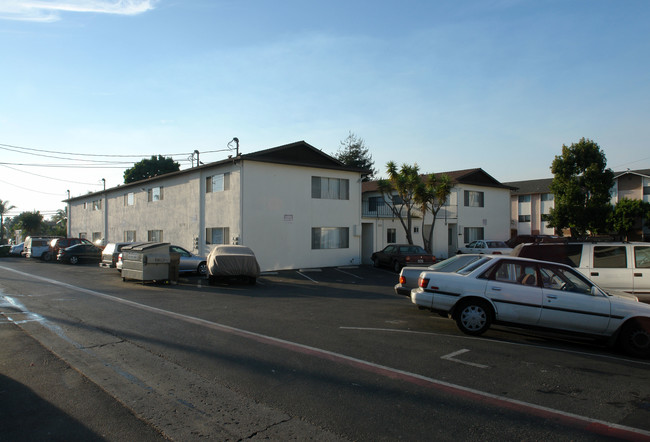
[199,170,206,255]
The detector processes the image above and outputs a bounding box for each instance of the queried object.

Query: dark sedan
[57,244,103,264]
[371,244,436,272]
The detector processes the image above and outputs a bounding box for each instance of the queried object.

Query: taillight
[399,275,406,284]
[492,251,502,255]
[418,277,430,288]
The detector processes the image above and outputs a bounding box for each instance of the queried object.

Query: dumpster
[121,242,171,283]
[169,251,180,283]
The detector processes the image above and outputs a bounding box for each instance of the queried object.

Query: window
[635,246,650,268]
[124,192,135,206]
[92,199,102,210]
[148,230,163,242]
[311,177,349,200]
[83,202,87,209]
[518,214,531,222]
[79,232,87,239]
[593,246,627,268]
[387,228,396,243]
[368,196,385,211]
[206,173,230,193]
[541,193,554,201]
[92,232,102,243]
[464,190,484,207]
[124,230,136,242]
[413,226,419,233]
[518,195,531,203]
[148,187,163,202]
[206,227,230,245]
[463,227,484,243]
[311,227,349,249]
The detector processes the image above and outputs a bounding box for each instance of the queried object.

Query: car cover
[207,245,260,277]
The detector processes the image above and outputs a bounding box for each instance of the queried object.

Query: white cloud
[0,0,156,22]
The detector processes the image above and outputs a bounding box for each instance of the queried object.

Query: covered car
[207,245,260,284]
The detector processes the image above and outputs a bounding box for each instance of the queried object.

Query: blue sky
[1,0,649,218]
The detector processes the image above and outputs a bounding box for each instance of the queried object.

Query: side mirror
[590,286,603,297]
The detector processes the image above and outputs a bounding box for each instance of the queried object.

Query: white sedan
[411,255,650,358]
[458,240,513,255]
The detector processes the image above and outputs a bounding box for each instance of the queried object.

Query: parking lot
[2,256,650,440]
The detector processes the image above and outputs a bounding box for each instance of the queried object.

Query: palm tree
[0,199,16,244]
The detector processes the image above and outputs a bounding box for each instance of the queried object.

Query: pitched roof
[65,141,367,202]
[362,168,513,193]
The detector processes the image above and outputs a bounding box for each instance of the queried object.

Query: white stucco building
[66,142,367,271]
[361,169,513,261]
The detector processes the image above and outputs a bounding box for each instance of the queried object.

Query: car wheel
[248,276,256,285]
[455,299,492,336]
[69,256,79,265]
[197,262,207,275]
[42,252,52,262]
[619,319,650,358]
[392,260,401,273]
[372,257,380,268]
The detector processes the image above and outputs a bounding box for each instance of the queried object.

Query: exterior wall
[241,161,362,271]
[361,185,511,261]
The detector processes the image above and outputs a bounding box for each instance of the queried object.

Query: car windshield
[456,257,491,275]
[487,241,508,248]
[429,255,482,272]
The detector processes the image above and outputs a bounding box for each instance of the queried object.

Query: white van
[512,241,650,301]
[24,236,61,260]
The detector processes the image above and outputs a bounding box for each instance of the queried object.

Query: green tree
[0,199,16,244]
[48,208,68,237]
[377,162,422,245]
[335,132,376,181]
[545,138,614,238]
[123,155,180,184]
[415,173,452,254]
[14,211,44,237]
[608,198,650,241]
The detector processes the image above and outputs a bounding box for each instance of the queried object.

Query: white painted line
[297,271,319,283]
[336,268,363,279]
[441,349,489,369]
[2,265,650,440]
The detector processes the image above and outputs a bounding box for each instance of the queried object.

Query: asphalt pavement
[0,320,169,441]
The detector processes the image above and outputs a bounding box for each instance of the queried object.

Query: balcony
[362,200,457,221]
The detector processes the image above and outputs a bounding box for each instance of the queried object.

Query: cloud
[0,0,156,22]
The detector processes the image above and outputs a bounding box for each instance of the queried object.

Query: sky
[1,0,649,219]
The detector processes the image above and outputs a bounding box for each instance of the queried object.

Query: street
[1,257,650,441]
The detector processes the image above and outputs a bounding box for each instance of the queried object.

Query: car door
[483,260,543,324]
[633,245,650,293]
[381,245,397,266]
[584,245,633,292]
[538,264,611,334]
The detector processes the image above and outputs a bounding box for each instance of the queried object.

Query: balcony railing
[362,200,458,220]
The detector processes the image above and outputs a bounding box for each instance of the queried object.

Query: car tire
[69,256,79,265]
[197,262,207,275]
[248,276,256,285]
[392,260,401,273]
[42,252,52,262]
[619,319,650,358]
[372,258,380,268]
[455,299,492,336]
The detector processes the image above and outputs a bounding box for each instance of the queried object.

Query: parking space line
[335,268,363,279]
[441,349,489,368]
[296,270,319,283]
[3,264,650,440]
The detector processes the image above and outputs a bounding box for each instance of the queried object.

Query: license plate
[417,259,423,263]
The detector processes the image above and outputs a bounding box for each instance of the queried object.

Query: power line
[0,142,194,158]
[0,177,68,196]
[0,165,103,185]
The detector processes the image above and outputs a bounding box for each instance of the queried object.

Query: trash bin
[121,242,171,283]
[168,251,180,283]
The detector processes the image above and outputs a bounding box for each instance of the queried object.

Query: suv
[100,242,134,269]
[24,236,61,260]
[512,241,650,301]
[47,238,92,261]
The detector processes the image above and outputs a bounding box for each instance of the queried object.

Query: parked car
[512,241,650,302]
[100,242,134,269]
[24,236,61,260]
[116,252,123,271]
[394,254,483,296]
[505,234,562,248]
[9,242,24,257]
[458,240,513,255]
[207,245,260,284]
[410,255,650,357]
[371,244,436,273]
[57,243,103,264]
[171,245,207,275]
[48,237,92,261]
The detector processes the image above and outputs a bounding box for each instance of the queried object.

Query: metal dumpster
[121,242,171,283]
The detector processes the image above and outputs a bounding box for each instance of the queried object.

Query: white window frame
[206,227,230,245]
[148,230,163,242]
[311,227,350,249]
[311,177,350,200]
[206,173,230,193]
